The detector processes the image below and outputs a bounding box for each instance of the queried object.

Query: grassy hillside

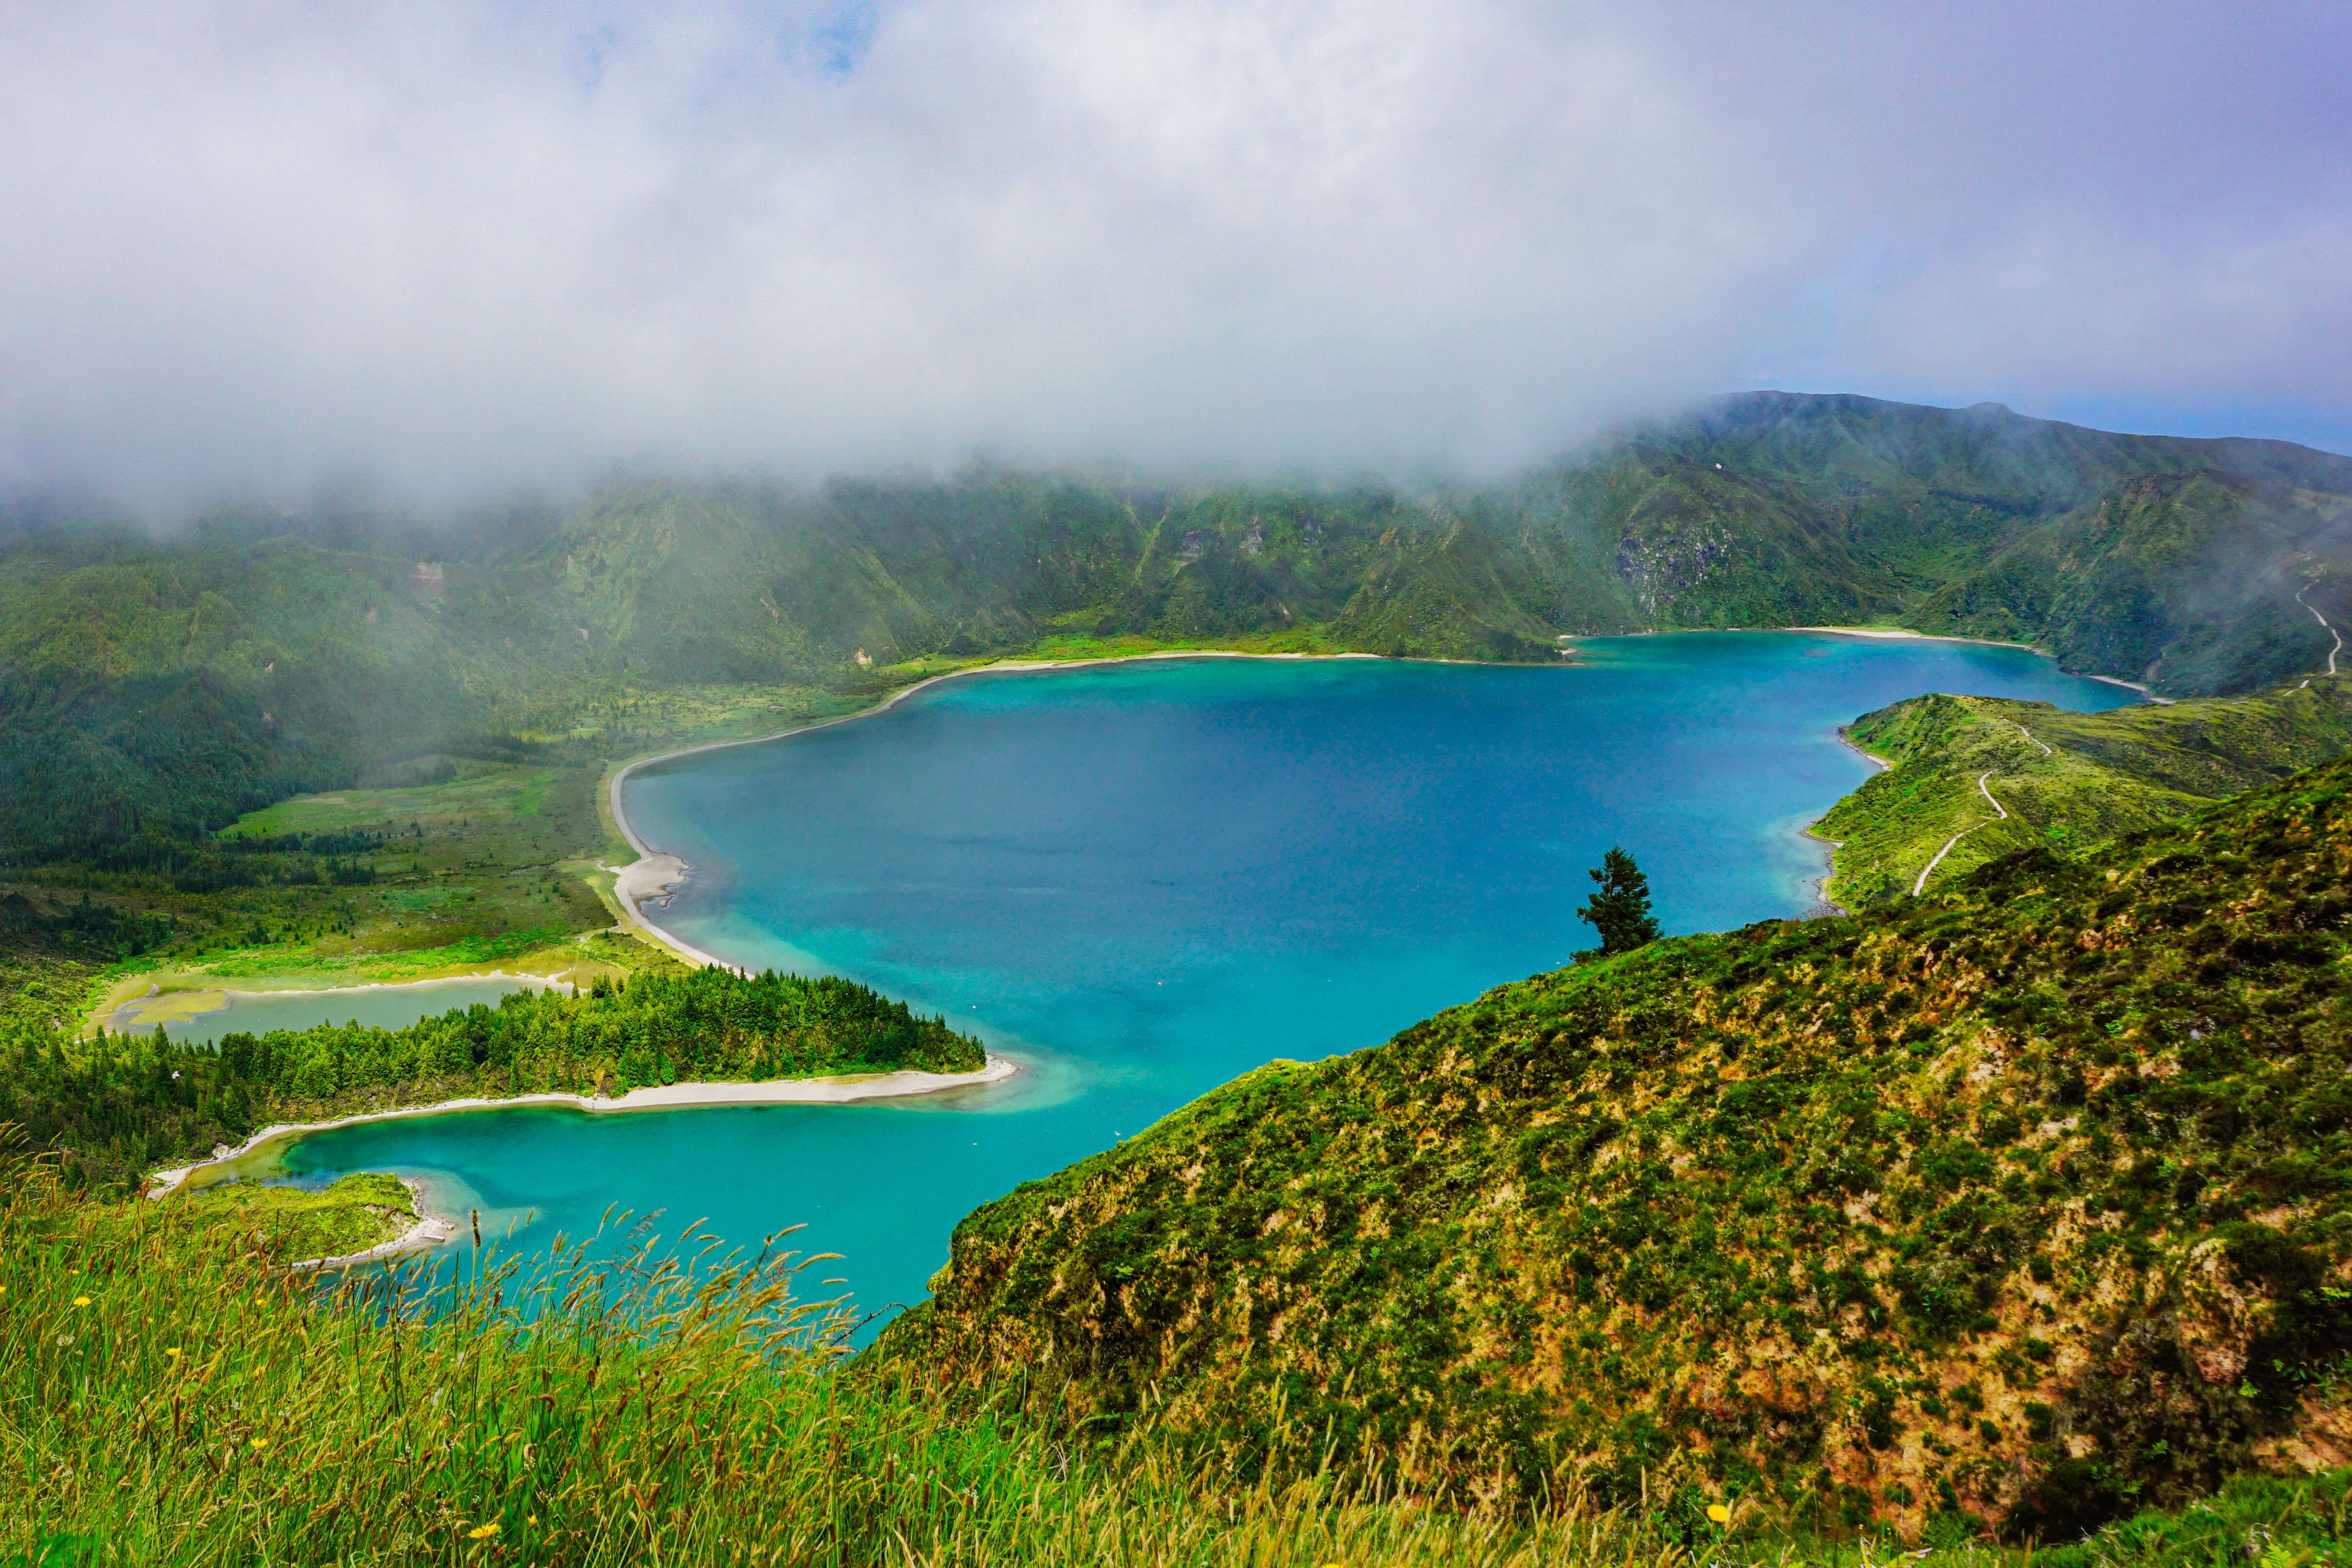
[6,394,2350,873]
[8,1145,2350,1565]
[1556,393,2352,692]
[884,753,2352,1541]
[1817,678,2352,906]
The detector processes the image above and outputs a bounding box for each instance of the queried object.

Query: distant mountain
[4,393,2350,862]
[880,750,2352,1541]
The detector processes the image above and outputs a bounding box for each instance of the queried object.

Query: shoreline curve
[601,650,1384,969]
[147,1055,1020,1201]
[1783,625,2175,703]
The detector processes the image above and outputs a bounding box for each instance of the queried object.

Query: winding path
[1911,771,2012,896]
[1909,719,2051,896]
[2297,587,2341,689]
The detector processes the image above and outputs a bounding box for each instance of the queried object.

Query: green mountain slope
[1552,395,2352,693]
[1818,679,2352,906]
[6,393,2351,866]
[882,756,2352,1541]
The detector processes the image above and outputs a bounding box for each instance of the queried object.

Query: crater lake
[281,632,2135,1327]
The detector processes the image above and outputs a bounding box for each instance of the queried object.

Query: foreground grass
[4,1158,2347,1566]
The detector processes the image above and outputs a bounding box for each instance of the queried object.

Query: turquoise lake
[282,633,2134,1327]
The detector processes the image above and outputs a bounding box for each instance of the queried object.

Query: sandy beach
[1785,625,2175,702]
[1785,623,2036,651]
[147,1054,1020,1200]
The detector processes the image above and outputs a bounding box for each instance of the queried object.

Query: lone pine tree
[1576,846,1659,956]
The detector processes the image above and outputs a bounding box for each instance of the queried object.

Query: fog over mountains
[2,0,2349,506]
[5,391,2351,867]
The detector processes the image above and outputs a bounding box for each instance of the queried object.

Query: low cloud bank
[1,0,2346,511]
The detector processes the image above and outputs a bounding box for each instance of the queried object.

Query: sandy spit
[289,1177,459,1272]
[145,1056,1019,1200]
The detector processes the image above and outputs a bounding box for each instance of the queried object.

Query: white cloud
[0,0,2344,509]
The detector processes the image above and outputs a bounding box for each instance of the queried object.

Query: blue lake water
[282,634,2133,1326]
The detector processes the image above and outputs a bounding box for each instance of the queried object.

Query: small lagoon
[282,633,2134,1331]
[118,975,567,1047]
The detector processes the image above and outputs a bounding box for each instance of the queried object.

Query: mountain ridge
[5,392,2350,864]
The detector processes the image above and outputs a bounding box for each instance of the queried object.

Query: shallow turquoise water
[283,634,2132,1327]
[126,976,559,1047]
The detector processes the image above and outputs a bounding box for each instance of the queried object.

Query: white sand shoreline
[146,1055,1019,1200]
[1784,625,2176,703]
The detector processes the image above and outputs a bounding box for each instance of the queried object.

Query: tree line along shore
[2,961,983,1197]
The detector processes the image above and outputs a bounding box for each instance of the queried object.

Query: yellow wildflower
[250,1438,270,1451]
[72,1296,92,1307]
[1707,1503,1731,1525]
[165,1347,181,1358]
[526,1515,538,1526]
[468,1522,501,1540]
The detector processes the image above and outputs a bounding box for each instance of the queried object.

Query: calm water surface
[284,634,2132,1327]
[128,976,560,1047]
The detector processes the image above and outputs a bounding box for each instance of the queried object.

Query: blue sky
[0,0,2346,504]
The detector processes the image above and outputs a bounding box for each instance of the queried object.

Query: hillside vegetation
[1819,678,2352,906]
[8,1147,2350,1566]
[6,394,2352,869]
[885,753,2352,1541]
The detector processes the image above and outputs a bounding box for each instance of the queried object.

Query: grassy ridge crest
[1818,677,2352,906]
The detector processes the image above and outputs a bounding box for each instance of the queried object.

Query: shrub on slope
[887,755,2352,1540]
